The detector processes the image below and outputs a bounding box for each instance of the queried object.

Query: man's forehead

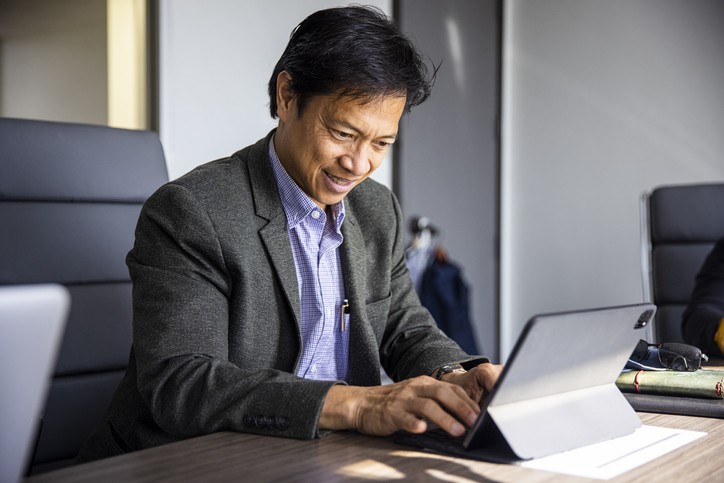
[329,90,407,108]
[316,94,405,133]
[313,92,406,117]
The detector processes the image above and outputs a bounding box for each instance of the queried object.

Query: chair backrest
[641,182,724,343]
[0,117,168,473]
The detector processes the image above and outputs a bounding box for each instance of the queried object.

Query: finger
[443,381,481,415]
[470,363,503,392]
[393,412,428,434]
[414,383,479,429]
[409,397,467,437]
[427,379,480,425]
[485,364,504,391]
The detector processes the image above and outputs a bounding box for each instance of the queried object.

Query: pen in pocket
[341,299,350,332]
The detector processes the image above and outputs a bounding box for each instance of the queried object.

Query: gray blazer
[78,132,483,460]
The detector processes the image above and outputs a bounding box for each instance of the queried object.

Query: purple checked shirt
[269,139,350,382]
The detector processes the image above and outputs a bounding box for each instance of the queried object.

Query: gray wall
[7,0,724,365]
[501,0,724,357]
[398,0,500,360]
[158,0,392,182]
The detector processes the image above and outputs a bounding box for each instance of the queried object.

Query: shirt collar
[268,136,345,230]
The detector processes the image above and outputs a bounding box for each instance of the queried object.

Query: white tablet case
[465,303,655,460]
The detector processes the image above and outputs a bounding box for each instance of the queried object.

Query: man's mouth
[325,171,356,187]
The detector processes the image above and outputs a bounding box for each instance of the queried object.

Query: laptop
[0,285,69,483]
[397,303,656,462]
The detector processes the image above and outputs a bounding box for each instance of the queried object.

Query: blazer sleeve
[127,183,338,440]
[374,190,488,380]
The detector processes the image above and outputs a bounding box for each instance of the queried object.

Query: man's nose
[340,143,371,176]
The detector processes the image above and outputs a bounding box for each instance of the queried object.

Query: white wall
[159,0,392,183]
[501,0,724,358]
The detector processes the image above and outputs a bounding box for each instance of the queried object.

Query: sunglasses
[627,340,708,372]
[655,343,708,371]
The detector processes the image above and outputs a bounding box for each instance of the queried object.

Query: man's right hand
[319,376,481,438]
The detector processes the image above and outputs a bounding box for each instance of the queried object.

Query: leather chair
[641,182,724,343]
[0,117,168,473]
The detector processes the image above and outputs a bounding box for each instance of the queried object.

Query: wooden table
[25,411,724,483]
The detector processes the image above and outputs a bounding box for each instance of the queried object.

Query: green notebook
[617,369,724,399]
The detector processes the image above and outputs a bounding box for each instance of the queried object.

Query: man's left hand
[441,362,503,403]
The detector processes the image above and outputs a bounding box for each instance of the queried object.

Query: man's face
[274,73,406,209]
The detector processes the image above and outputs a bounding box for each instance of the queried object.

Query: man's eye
[334,130,353,139]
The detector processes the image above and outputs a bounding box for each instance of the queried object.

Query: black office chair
[641,182,724,344]
[0,117,168,474]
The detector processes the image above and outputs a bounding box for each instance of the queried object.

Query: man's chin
[315,194,347,208]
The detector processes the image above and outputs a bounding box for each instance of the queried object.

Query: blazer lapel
[247,134,302,328]
[341,201,382,386]
[248,135,379,385]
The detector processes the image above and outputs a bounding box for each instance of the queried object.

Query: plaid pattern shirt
[268,139,349,382]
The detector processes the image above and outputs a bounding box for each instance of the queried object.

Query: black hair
[268,5,435,118]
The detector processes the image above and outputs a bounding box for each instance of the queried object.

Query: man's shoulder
[347,177,392,205]
[346,178,399,228]
[162,135,271,197]
[174,156,244,189]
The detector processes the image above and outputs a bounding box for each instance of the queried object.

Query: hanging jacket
[419,252,480,355]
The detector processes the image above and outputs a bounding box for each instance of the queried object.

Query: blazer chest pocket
[364,294,391,343]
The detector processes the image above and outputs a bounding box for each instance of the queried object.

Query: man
[683,237,724,356]
[78,5,501,461]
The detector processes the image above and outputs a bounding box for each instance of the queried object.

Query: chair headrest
[650,183,724,243]
[0,117,168,202]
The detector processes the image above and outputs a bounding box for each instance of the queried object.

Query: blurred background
[2,0,723,362]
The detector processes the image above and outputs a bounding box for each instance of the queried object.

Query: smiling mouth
[325,171,356,187]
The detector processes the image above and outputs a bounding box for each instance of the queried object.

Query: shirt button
[311,210,321,219]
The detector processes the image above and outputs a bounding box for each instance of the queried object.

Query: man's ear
[276,71,295,120]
